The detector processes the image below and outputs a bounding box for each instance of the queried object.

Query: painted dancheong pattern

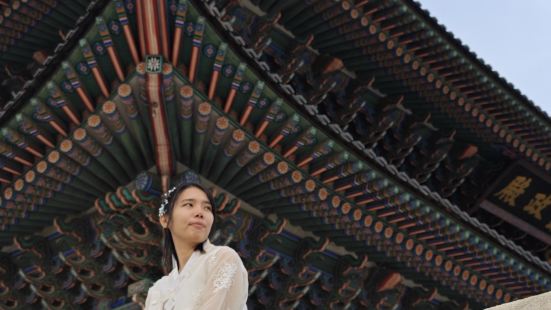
[0,0,548,309]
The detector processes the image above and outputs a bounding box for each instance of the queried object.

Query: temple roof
[0,0,550,309]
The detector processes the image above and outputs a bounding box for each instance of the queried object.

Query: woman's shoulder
[209,244,244,265]
[211,244,239,255]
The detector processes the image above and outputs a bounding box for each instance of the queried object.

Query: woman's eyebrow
[180,199,210,204]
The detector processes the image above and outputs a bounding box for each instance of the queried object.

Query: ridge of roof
[406,0,551,133]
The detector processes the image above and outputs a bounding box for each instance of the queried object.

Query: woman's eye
[182,203,193,207]
[204,205,212,211]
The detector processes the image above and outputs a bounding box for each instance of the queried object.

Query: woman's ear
[160,214,169,229]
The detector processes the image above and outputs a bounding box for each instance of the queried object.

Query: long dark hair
[161,182,216,274]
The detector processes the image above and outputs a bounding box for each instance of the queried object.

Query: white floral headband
[158,186,177,218]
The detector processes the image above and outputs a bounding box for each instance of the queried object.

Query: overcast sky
[416,0,551,115]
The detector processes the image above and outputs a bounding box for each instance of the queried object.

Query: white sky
[416,0,551,114]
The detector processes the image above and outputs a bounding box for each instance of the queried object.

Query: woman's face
[162,186,214,246]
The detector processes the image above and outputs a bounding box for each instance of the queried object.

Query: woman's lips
[189,222,206,229]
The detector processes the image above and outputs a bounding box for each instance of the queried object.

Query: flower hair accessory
[158,170,201,218]
[159,186,177,218]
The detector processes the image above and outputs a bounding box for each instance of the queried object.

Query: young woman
[145,181,248,309]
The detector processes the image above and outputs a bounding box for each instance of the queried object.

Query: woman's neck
[172,239,196,272]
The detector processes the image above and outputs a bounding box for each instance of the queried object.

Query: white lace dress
[145,240,248,310]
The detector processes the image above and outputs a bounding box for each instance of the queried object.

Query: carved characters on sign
[494,176,532,207]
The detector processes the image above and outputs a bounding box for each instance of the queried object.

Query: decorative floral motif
[222,64,235,78]
[213,262,238,293]
[61,80,74,93]
[109,20,121,35]
[257,97,270,109]
[203,44,216,58]
[240,81,252,94]
[159,186,177,218]
[76,62,90,75]
[185,22,195,36]
[93,42,106,56]
[125,0,134,13]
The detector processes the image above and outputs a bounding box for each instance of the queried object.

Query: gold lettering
[523,193,551,221]
[494,176,531,207]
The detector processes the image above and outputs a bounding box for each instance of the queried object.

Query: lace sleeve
[196,247,248,310]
